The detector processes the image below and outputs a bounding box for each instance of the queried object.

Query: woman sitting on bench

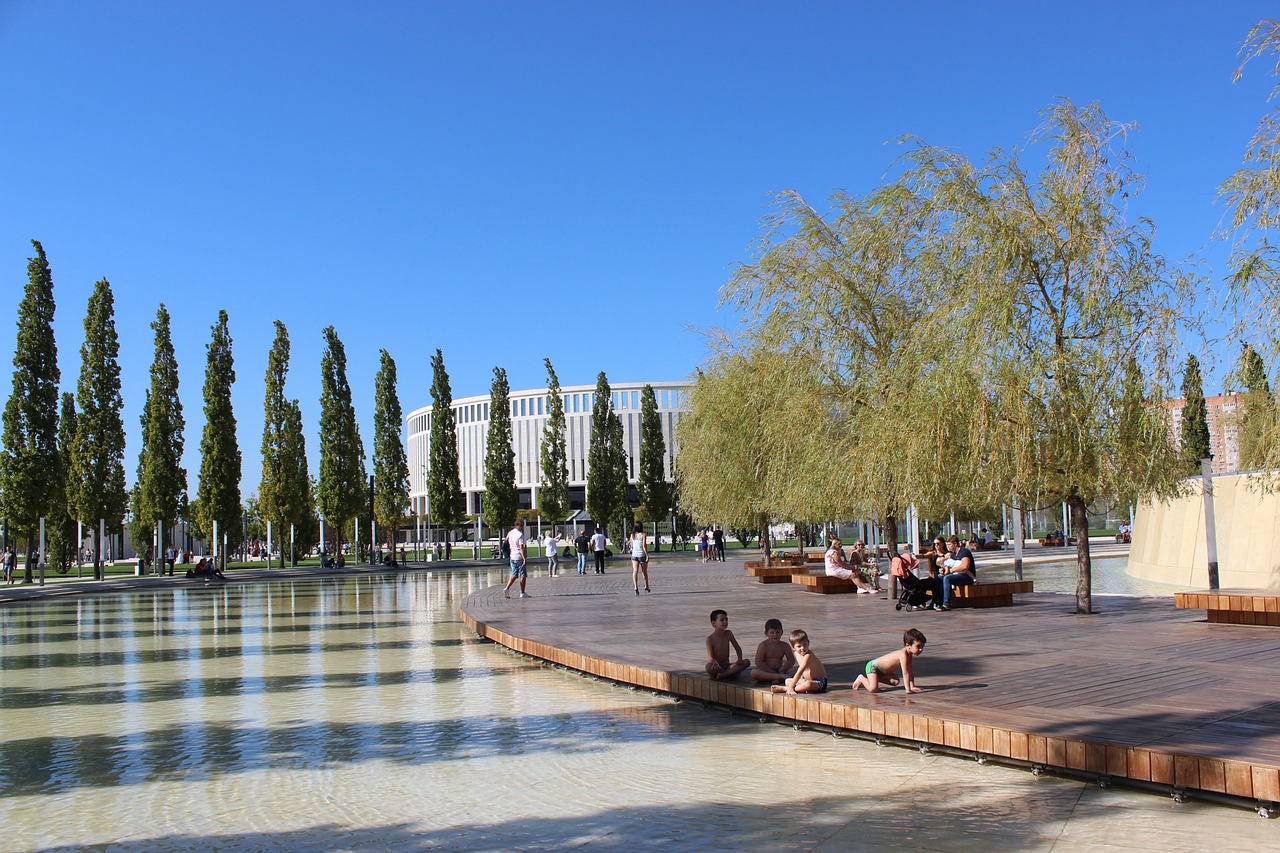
[823,535,875,594]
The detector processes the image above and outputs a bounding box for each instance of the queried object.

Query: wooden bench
[1174,590,1280,626]
[791,572,863,594]
[744,561,800,584]
[950,580,1034,608]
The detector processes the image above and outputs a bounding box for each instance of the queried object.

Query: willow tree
[196,310,241,571]
[71,279,128,580]
[483,367,518,535]
[317,326,366,558]
[373,350,410,550]
[538,358,570,526]
[898,100,1186,613]
[1,240,60,581]
[718,179,967,556]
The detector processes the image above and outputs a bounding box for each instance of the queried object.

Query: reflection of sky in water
[979,556,1193,596]
[0,568,1263,851]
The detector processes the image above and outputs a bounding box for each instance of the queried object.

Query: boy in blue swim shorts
[770,629,829,695]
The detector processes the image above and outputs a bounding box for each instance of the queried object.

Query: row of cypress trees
[0,241,412,577]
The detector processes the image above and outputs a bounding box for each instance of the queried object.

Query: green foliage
[538,358,570,522]
[636,384,670,523]
[426,349,464,531]
[1180,354,1212,474]
[47,392,77,572]
[195,310,242,551]
[258,322,311,565]
[136,305,186,559]
[70,279,128,577]
[483,367,518,533]
[1236,343,1275,470]
[0,240,61,547]
[317,326,366,543]
[586,373,629,542]
[373,349,410,537]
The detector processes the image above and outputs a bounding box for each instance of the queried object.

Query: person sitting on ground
[852,628,927,693]
[751,618,797,685]
[823,535,874,593]
[705,609,751,680]
[891,542,942,609]
[938,535,977,611]
[770,629,829,695]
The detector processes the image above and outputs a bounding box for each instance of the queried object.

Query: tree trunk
[882,513,898,598]
[796,521,805,558]
[93,527,102,581]
[1068,492,1092,614]
[23,526,34,583]
[761,513,772,567]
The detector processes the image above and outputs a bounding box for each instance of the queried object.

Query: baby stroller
[894,572,934,611]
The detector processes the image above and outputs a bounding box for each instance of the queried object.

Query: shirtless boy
[751,618,797,684]
[852,628,926,694]
[770,629,829,695]
[705,609,751,680]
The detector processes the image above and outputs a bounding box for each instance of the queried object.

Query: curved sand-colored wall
[1130,472,1280,589]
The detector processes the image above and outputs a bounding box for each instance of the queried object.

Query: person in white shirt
[591,527,608,574]
[503,520,531,599]
[544,530,562,577]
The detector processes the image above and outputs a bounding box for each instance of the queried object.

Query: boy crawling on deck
[852,628,926,694]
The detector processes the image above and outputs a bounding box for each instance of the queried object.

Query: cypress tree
[136,304,186,574]
[47,392,77,572]
[373,350,410,552]
[636,384,670,550]
[483,367,518,535]
[317,326,366,556]
[281,399,311,565]
[427,349,465,539]
[71,279,128,580]
[195,310,241,570]
[538,358,570,525]
[259,321,292,567]
[0,240,60,582]
[1180,354,1212,475]
[1237,343,1274,470]
[587,373,629,542]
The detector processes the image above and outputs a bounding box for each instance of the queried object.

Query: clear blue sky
[1,1,1273,498]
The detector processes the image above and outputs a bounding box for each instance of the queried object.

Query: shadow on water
[0,703,726,798]
[23,789,1085,852]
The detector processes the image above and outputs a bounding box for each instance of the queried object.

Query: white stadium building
[405,380,692,522]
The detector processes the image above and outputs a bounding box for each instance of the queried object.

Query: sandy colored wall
[1130,472,1280,589]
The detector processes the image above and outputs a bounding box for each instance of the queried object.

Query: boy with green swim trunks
[852,628,926,694]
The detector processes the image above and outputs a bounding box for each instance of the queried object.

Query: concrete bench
[1174,590,1280,626]
[951,580,1034,608]
[791,572,863,594]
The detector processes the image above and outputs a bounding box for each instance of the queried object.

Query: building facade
[1165,393,1241,475]
[406,381,692,520]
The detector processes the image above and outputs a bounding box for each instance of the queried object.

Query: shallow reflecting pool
[0,569,1272,851]
[981,556,1194,596]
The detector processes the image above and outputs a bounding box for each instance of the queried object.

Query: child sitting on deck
[705,609,752,680]
[852,628,927,694]
[751,618,797,684]
[770,629,828,695]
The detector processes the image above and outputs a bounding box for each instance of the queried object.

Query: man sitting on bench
[937,535,976,611]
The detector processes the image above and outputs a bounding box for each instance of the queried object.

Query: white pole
[370,517,375,563]
[320,518,326,562]
[267,520,273,570]
[290,524,294,569]
[1062,502,1069,540]
[354,520,359,565]
[99,518,105,580]
[949,512,956,537]
[1202,459,1220,589]
[38,517,46,586]
[77,519,83,578]
[1012,500,1025,581]
[213,519,219,560]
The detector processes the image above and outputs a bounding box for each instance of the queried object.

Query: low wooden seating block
[951,580,1034,608]
[1174,589,1280,627]
[791,572,861,594]
[746,564,800,584]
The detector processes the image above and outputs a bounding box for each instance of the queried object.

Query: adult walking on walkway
[591,526,607,574]
[574,527,590,575]
[503,520,531,599]
[630,522,650,595]
[713,526,726,562]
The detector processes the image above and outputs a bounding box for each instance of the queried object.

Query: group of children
[704,609,926,696]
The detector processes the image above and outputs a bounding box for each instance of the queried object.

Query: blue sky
[1,1,1274,498]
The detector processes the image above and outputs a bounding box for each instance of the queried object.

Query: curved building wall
[405,381,691,518]
[1130,472,1280,589]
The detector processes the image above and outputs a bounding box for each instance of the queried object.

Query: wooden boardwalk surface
[460,555,1280,804]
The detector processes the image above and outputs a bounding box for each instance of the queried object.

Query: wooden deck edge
[460,606,1280,803]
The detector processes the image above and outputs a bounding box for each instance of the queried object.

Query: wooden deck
[460,558,1280,806]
